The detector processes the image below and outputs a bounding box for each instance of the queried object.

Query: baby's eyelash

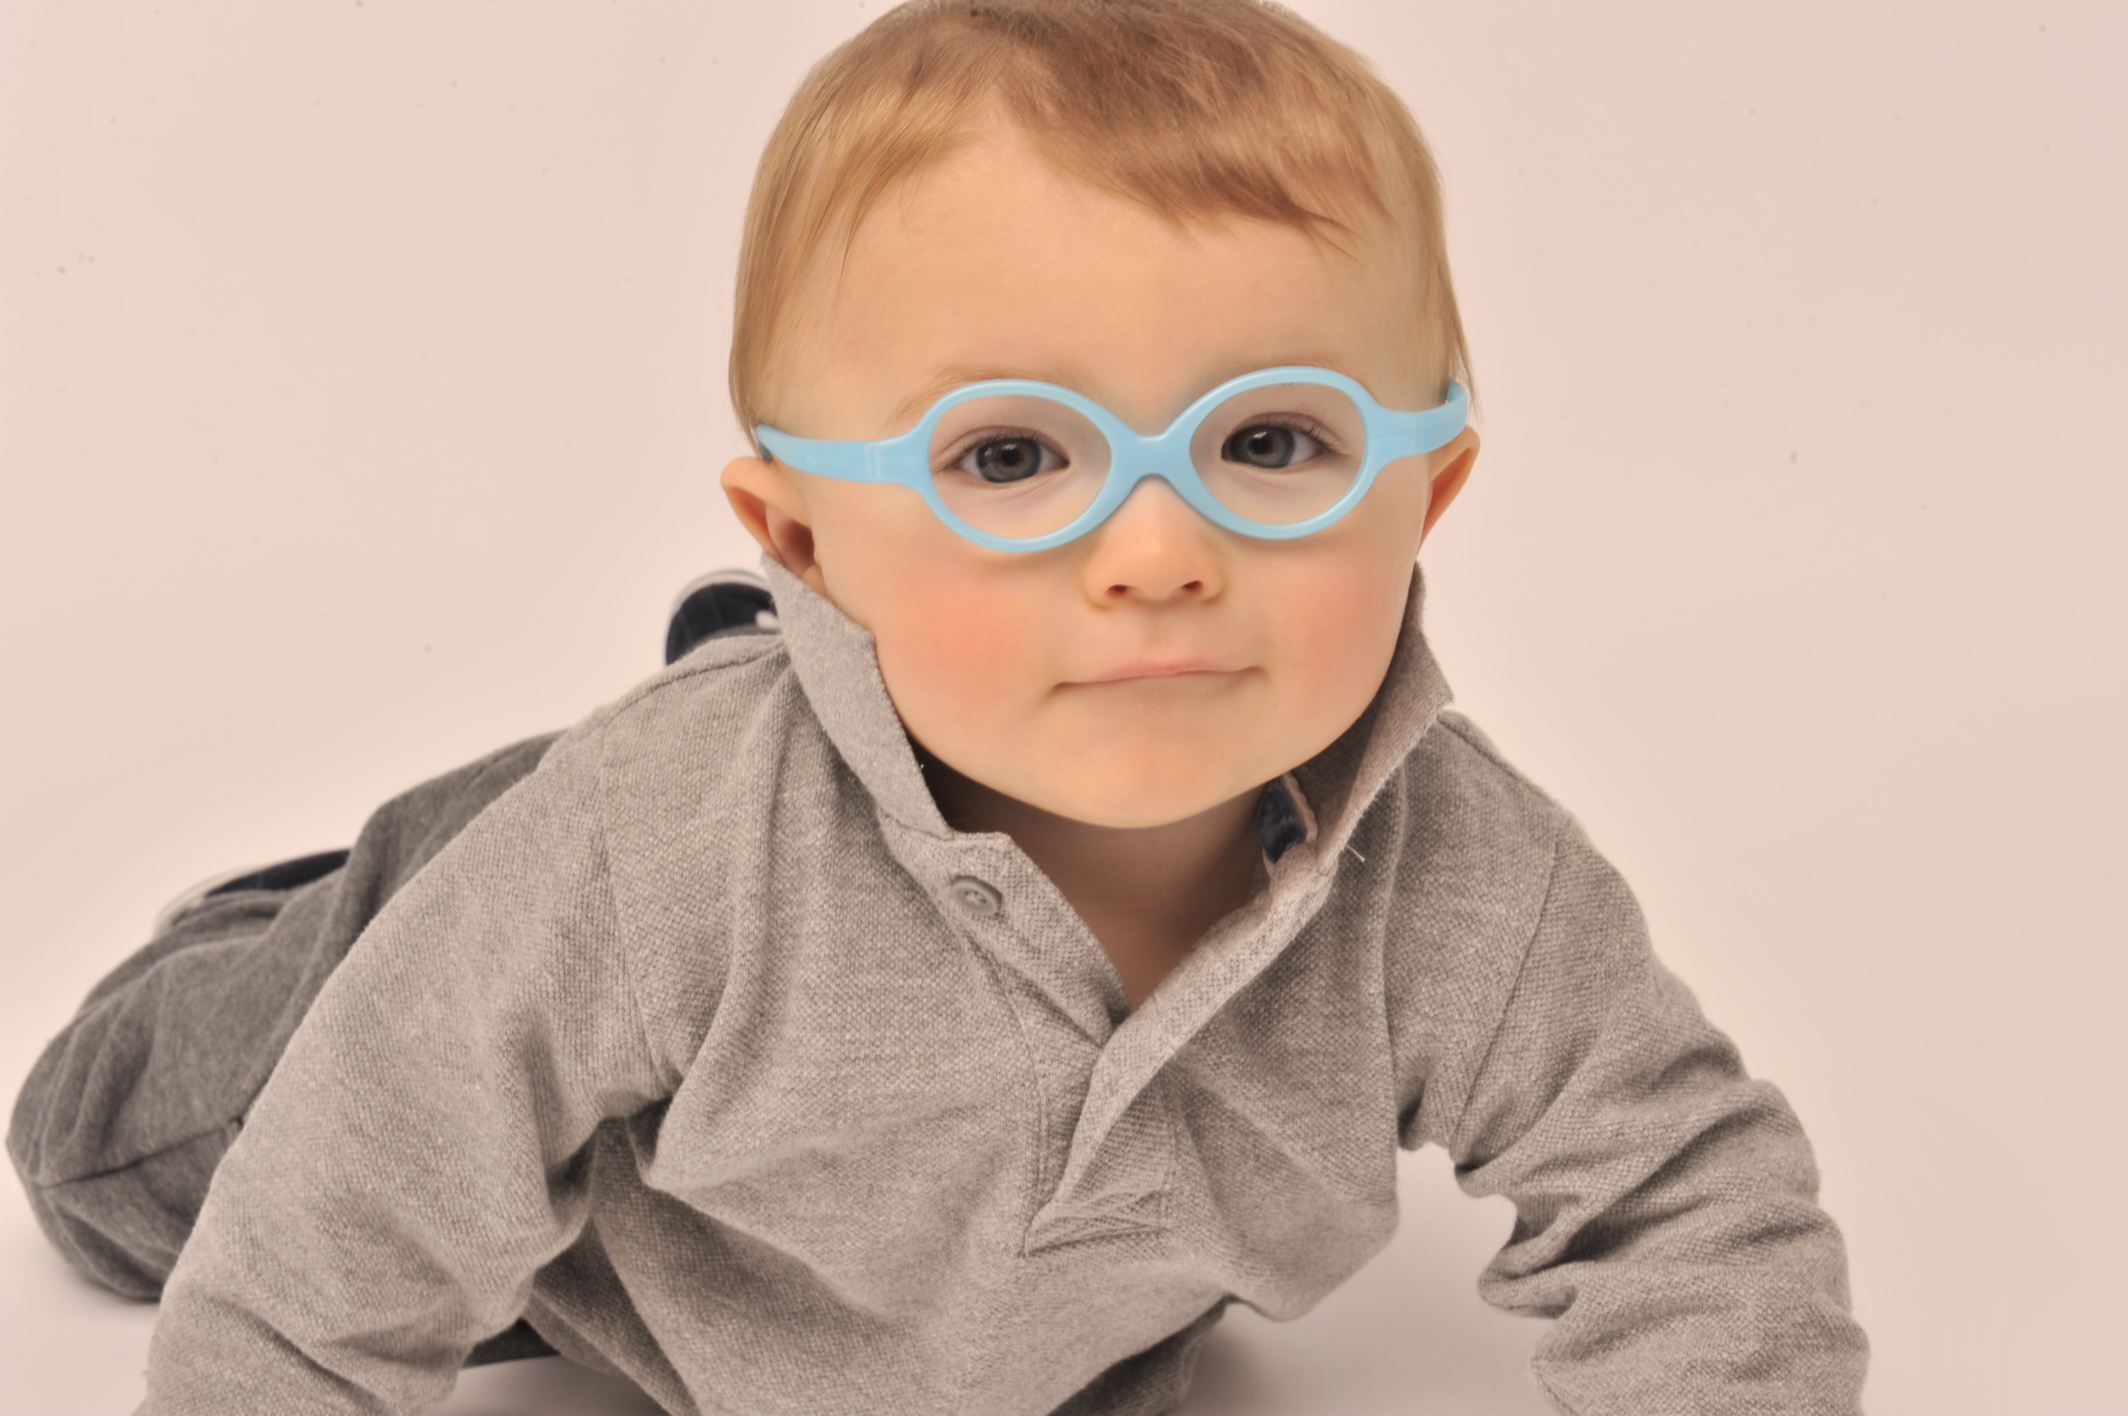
[935,427,1059,469]
[1237,414,1346,456]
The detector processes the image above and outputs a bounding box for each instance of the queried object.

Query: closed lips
[1067,660,1248,685]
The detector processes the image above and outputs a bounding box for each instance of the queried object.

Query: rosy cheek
[1267,553,1408,732]
[868,561,1046,745]
[810,488,1035,734]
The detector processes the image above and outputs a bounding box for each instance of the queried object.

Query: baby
[10,2,1868,1412]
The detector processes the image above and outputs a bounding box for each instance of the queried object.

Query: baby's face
[726,126,1476,830]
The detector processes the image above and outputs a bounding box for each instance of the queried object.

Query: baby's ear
[721,456,826,594]
[1420,428,1479,545]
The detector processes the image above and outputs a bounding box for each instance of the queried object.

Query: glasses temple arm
[753,426,891,483]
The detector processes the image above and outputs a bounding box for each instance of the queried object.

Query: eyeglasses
[755,366,1469,552]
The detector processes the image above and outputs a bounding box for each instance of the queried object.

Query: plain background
[3,2,2123,1412]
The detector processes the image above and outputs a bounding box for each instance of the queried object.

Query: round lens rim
[756,367,1468,554]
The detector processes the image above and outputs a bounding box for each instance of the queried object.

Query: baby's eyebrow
[886,366,1030,426]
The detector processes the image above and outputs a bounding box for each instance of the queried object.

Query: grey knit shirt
[140,562,1867,1414]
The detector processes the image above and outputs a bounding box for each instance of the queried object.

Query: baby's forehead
[750,137,1427,438]
[864,120,1398,261]
[826,128,1398,317]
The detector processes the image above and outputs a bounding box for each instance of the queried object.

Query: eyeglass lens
[926,383,1369,538]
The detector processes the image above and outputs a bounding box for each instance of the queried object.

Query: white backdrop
[2,3,2122,1413]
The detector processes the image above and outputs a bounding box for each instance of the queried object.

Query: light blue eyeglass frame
[754,365,1469,553]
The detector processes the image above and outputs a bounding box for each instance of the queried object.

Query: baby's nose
[1081,477,1225,603]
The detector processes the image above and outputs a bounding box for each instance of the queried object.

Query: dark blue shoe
[150,850,352,936]
[665,569,779,665]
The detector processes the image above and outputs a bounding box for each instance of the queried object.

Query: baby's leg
[10,572,770,1364]
[6,734,557,1304]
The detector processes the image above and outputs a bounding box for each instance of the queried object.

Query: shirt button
[949,876,1003,918]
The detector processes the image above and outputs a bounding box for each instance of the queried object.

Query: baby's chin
[982,746,1279,831]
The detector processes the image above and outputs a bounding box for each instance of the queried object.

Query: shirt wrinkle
[582,751,665,1102]
[1443,827,1567,1162]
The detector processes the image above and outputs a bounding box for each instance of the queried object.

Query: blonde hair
[731,0,1470,441]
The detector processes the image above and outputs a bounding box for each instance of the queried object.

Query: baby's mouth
[1065,658,1249,686]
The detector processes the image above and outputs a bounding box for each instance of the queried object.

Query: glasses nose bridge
[1110,416,1200,494]
[1082,416,1222,543]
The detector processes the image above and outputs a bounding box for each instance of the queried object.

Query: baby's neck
[920,755,1263,1012]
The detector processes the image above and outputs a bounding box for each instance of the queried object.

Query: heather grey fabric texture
[7,737,558,1356]
[116,560,1861,1414]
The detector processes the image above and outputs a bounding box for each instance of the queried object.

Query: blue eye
[954,435,1065,485]
[1223,423,1326,470]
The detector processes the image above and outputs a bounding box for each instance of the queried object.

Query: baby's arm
[1440,820,1866,1412]
[1389,719,1867,1413]
[140,718,667,1414]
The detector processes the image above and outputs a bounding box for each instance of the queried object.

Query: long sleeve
[1442,822,1867,1413]
[140,719,669,1415]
